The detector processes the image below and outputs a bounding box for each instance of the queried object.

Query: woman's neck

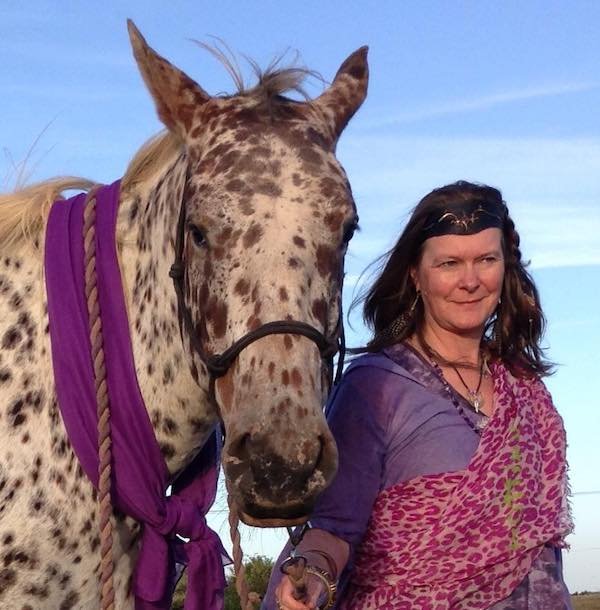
[419,324,483,366]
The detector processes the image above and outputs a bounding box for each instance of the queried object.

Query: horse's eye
[188,223,207,248]
[342,219,359,244]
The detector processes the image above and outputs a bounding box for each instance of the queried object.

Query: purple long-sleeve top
[263,343,572,609]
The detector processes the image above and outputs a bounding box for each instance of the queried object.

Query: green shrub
[172,554,274,610]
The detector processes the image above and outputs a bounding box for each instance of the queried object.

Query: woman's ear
[409,267,419,292]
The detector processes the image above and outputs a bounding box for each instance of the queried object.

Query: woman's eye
[188,223,207,248]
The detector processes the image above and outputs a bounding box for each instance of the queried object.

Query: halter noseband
[169,191,346,410]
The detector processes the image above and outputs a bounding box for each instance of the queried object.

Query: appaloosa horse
[0,20,367,610]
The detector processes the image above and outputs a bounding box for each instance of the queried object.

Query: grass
[572,592,600,610]
[172,589,600,609]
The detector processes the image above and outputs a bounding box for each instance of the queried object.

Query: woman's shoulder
[344,344,424,383]
[492,360,551,395]
[329,345,441,424]
[333,352,419,409]
[327,350,443,449]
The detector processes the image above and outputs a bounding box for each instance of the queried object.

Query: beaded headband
[421,199,506,240]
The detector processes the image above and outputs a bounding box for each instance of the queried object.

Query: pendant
[476,417,489,431]
[469,392,483,413]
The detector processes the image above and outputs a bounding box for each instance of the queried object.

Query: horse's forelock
[194,40,322,101]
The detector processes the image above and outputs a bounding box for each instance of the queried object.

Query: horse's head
[128,21,368,526]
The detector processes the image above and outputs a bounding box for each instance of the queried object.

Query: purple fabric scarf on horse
[44,180,226,610]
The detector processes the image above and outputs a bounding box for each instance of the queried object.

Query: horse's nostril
[223,433,252,482]
[227,432,250,462]
[315,435,325,467]
[315,433,338,483]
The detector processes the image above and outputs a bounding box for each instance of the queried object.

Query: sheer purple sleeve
[310,365,392,546]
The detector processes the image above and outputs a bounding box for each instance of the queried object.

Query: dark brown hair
[355,181,552,377]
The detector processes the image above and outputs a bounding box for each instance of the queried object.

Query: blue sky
[2,0,599,593]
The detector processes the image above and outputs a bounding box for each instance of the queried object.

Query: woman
[263,181,573,610]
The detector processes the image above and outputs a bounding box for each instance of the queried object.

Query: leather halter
[168,186,346,412]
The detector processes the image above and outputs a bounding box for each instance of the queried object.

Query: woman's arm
[262,365,393,609]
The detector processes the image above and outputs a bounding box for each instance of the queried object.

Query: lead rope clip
[280,524,310,601]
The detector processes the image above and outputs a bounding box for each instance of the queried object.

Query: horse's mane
[0,51,318,249]
[0,177,95,249]
[0,131,183,249]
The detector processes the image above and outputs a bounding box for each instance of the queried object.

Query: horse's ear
[127,20,210,140]
[312,46,369,141]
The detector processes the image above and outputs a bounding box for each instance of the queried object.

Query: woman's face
[412,228,505,338]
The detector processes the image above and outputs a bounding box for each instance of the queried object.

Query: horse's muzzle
[222,430,338,526]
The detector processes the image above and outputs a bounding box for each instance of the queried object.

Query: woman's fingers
[275,577,317,610]
[276,573,329,610]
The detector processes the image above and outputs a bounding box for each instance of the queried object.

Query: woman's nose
[459,264,480,290]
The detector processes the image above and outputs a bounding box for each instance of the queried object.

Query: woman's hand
[275,573,326,610]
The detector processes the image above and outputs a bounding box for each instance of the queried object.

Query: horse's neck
[117,156,217,475]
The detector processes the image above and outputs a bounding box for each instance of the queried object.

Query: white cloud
[335,134,600,271]
[511,204,600,269]
[361,82,600,127]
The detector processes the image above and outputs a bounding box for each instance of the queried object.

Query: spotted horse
[0,19,368,610]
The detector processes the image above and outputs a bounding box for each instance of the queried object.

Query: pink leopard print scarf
[340,362,572,610]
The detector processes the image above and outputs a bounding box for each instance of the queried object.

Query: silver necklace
[449,360,485,413]
[418,336,487,413]
[430,358,488,434]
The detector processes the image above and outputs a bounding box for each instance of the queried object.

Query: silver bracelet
[305,565,337,610]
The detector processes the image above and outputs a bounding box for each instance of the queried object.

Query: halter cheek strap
[169,185,346,413]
